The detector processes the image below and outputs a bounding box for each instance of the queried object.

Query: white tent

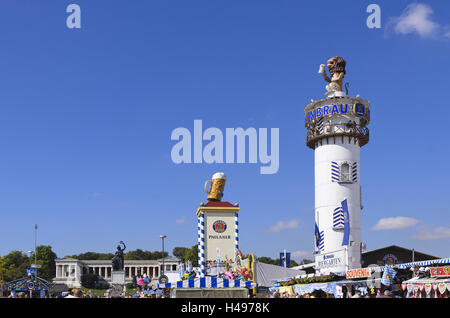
[254,261,306,287]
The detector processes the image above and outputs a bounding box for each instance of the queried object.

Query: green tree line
[67,249,168,261]
[0,246,57,282]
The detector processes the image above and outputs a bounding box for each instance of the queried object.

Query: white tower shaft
[305,96,370,275]
[315,139,361,272]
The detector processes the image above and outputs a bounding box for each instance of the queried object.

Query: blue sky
[0,0,449,261]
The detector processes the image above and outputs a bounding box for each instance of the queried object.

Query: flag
[178,263,185,279]
[314,222,320,252]
[216,247,221,266]
[341,199,350,246]
[279,251,291,268]
[381,265,397,286]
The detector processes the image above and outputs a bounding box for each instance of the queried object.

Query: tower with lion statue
[306,56,371,275]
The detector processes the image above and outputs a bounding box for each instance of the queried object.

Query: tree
[32,245,57,281]
[68,252,114,260]
[173,247,189,260]
[124,250,168,260]
[124,249,148,260]
[68,249,168,261]
[184,245,198,267]
[81,273,99,289]
[126,275,137,290]
[1,251,30,282]
[257,256,298,268]
[257,257,278,265]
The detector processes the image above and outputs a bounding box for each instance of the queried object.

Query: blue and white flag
[314,222,324,252]
[216,247,221,266]
[381,265,397,286]
[279,251,291,268]
[341,199,350,246]
[178,263,185,279]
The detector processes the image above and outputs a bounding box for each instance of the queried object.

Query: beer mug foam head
[212,172,226,180]
[206,172,227,201]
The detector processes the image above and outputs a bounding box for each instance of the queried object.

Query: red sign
[346,268,371,279]
[430,266,450,277]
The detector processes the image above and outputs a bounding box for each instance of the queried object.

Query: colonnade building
[53,257,181,288]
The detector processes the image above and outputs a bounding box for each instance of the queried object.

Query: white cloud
[371,216,420,230]
[387,3,450,40]
[392,3,439,38]
[90,192,103,198]
[265,220,300,233]
[175,216,187,225]
[411,227,450,240]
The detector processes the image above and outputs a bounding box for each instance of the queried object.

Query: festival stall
[6,270,53,298]
[276,267,391,298]
[131,289,163,298]
[402,277,450,298]
[158,277,257,289]
[274,273,341,297]
[396,258,450,269]
[162,252,257,290]
[292,281,338,297]
[401,265,450,298]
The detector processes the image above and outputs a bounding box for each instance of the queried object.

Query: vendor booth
[402,277,449,298]
[6,271,53,298]
[158,277,257,298]
[158,277,257,289]
[402,264,450,298]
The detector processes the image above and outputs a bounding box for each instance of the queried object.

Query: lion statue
[319,56,348,97]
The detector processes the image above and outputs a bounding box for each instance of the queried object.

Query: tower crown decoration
[305,57,371,150]
[304,97,370,149]
[204,172,227,201]
[318,56,348,98]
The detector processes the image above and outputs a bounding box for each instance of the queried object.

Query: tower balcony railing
[306,123,369,149]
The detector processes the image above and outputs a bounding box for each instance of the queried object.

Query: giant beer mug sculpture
[204,172,227,201]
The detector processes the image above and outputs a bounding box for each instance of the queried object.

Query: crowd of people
[268,289,398,298]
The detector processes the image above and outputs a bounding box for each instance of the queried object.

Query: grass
[82,288,107,297]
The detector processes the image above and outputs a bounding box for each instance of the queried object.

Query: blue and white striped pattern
[318,230,325,251]
[317,117,324,135]
[333,207,344,230]
[235,212,239,252]
[158,277,257,289]
[396,258,450,269]
[331,161,340,182]
[351,162,358,183]
[197,212,206,277]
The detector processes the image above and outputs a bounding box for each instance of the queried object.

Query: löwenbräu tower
[305,56,371,275]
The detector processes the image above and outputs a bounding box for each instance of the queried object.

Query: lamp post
[0,259,4,296]
[34,224,38,266]
[27,251,33,268]
[160,235,167,277]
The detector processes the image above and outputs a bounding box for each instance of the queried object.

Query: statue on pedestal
[318,56,348,97]
[112,241,126,271]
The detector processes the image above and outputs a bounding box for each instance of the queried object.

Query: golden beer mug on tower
[204,172,227,201]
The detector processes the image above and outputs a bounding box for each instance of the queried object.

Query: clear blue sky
[0,0,449,261]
